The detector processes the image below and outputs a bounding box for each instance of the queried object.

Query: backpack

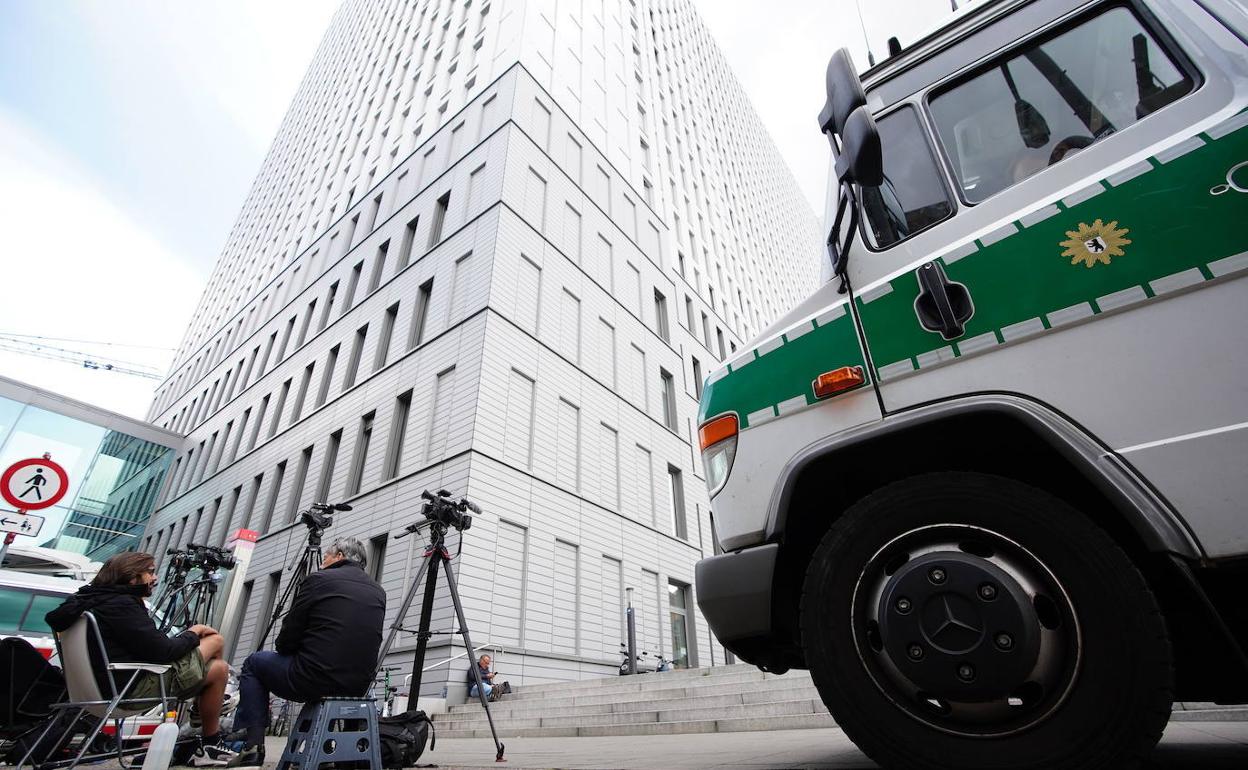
[377,709,434,768]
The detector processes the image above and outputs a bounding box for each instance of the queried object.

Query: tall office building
[142,0,820,698]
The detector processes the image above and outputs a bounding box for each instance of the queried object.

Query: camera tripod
[152,547,228,633]
[376,490,505,762]
[154,569,221,633]
[255,501,351,650]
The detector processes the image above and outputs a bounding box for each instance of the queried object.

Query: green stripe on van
[698,304,867,430]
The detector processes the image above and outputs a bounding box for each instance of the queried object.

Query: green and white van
[695,0,1248,767]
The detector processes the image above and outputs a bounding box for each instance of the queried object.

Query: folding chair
[15,612,177,769]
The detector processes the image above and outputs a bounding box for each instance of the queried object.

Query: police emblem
[1060,219,1131,268]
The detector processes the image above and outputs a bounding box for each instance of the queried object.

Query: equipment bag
[377,709,435,768]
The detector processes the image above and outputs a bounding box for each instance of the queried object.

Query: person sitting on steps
[467,654,511,702]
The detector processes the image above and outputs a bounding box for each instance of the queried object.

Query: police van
[694,0,1247,766]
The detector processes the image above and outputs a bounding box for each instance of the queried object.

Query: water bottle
[141,711,179,770]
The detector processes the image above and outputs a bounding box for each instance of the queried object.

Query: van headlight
[698,414,739,498]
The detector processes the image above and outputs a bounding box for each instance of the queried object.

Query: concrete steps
[432,664,831,738]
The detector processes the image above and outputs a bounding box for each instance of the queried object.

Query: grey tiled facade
[142,0,820,700]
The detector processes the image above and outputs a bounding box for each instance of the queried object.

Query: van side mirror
[818,48,866,143]
[834,106,883,187]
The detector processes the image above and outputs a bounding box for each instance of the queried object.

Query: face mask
[144,580,158,598]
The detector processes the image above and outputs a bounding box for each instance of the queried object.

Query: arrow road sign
[0,512,44,537]
[1,457,70,511]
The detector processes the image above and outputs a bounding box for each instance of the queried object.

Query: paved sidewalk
[249,721,1248,769]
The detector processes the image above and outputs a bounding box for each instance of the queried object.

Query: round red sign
[1,457,70,511]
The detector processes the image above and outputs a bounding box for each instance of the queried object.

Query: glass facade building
[0,376,179,562]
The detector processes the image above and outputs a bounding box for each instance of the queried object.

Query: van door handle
[913,262,974,341]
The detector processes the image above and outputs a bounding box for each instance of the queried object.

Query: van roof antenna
[853,0,876,67]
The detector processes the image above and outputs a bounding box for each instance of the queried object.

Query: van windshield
[929,6,1193,203]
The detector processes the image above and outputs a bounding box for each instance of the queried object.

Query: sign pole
[0,526,18,566]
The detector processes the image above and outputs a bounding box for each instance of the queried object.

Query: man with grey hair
[228,537,386,766]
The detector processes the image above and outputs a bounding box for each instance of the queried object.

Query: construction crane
[0,334,164,380]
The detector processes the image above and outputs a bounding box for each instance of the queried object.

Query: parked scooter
[618,643,674,675]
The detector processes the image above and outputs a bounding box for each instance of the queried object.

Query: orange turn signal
[698,414,739,451]
[812,366,866,399]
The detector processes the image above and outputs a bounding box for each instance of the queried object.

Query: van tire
[801,472,1172,770]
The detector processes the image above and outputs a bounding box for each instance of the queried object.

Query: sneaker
[187,735,240,767]
[225,745,265,768]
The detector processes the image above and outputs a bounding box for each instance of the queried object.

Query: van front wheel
[801,472,1172,770]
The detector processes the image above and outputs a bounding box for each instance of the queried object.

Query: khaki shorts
[122,648,208,706]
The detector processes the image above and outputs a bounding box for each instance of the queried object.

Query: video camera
[301,501,352,532]
[421,489,480,532]
[166,542,237,573]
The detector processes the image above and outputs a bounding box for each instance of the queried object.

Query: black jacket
[466,662,494,686]
[275,560,386,697]
[45,584,198,695]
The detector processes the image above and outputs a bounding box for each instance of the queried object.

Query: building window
[425,367,457,460]
[556,398,581,492]
[503,369,536,469]
[248,395,270,452]
[559,289,581,364]
[368,533,389,582]
[243,473,265,531]
[408,278,433,349]
[668,464,687,539]
[316,344,339,408]
[398,215,419,272]
[318,282,339,331]
[384,390,412,480]
[316,429,342,503]
[296,299,316,348]
[259,461,286,533]
[668,581,692,668]
[276,316,296,362]
[344,324,368,390]
[428,191,451,247]
[291,363,314,425]
[368,240,390,293]
[376,302,399,371]
[269,379,291,439]
[653,289,669,342]
[286,445,313,524]
[257,331,277,376]
[660,368,676,430]
[343,260,364,313]
[599,423,620,509]
[691,357,703,399]
[230,409,250,463]
[347,411,375,496]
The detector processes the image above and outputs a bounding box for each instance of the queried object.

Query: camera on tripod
[166,542,237,572]
[421,489,480,531]
[301,501,351,532]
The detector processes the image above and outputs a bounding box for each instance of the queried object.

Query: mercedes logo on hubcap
[921,593,984,654]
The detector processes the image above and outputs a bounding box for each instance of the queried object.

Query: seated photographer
[229,537,385,767]
[45,551,236,765]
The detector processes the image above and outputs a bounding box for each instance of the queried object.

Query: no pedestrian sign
[1,456,70,511]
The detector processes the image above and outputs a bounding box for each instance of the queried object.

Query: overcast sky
[0,0,958,420]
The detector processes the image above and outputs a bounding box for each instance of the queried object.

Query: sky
[0,0,958,421]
